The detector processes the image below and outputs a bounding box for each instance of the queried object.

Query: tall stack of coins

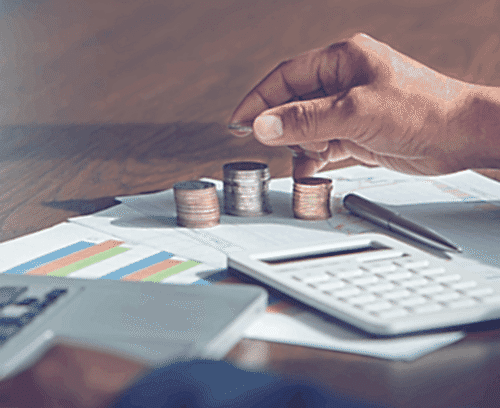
[223,162,272,216]
[293,177,333,220]
[173,181,220,228]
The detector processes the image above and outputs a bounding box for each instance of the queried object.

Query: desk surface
[2,1,500,407]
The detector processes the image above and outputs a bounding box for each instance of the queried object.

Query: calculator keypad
[290,253,493,322]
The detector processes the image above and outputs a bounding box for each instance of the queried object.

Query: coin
[173,180,220,228]
[293,177,333,220]
[223,161,272,216]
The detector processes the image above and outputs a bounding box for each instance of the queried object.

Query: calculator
[228,233,500,335]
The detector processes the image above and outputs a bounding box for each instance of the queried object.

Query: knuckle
[332,89,359,120]
[286,102,319,142]
[350,32,371,44]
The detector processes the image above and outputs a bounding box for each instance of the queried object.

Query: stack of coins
[223,162,272,216]
[173,181,220,228]
[293,177,333,220]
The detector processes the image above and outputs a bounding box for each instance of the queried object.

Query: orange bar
[121,258,182,281]
[27,240,124,276]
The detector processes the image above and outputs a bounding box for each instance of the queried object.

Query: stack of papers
[2,166,500,361]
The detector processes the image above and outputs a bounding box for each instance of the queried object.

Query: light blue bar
[102,251,174,280]
[2,241,94,275]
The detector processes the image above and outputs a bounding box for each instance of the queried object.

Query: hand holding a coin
[229,33,500,177]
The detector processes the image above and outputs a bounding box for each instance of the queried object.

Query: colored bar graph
[121,259,182,281]
[142,260,199,282]
[2,241,93,275]
[28,240,124,276]
[48,246,130,277]
[103,252,174,280]
[2,237,204,284]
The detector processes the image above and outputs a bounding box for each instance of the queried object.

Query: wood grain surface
[1,1,500,407]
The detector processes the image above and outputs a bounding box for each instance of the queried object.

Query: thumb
[252,92,359,147]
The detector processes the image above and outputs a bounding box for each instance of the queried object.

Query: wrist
[448,84,500,170]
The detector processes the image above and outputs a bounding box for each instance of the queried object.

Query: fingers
[229,33,376,136]
[252,89,368,147]
[292,139,379,178]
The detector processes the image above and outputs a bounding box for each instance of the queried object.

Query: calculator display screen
[260,242,390,265]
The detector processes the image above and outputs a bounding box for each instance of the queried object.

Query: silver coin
[223,162,271,216]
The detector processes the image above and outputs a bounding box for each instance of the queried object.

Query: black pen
[343,193,462,253]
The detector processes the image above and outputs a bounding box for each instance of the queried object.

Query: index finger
[228,39,364,133]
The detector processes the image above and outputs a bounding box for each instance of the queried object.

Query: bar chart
[0,225,215,284]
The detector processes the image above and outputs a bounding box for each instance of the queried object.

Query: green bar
[143,260,199,282]
[48,247,130,277]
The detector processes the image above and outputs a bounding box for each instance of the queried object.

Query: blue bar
[2,241,94,275]
[102,251,174,280]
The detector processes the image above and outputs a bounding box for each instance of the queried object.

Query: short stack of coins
[173,180,220,228]
[293,177,333,220]
[223,161,272,216]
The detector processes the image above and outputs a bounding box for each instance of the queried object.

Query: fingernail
[254,115,283,141]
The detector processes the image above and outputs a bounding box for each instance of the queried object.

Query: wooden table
[1,1,500,406]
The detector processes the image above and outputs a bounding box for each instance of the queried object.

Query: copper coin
[293,177,333,220]
[174,181,220,228]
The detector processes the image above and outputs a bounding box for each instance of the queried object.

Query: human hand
[229,33,497,177]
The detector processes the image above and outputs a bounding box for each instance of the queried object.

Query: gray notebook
[0,273,267,381]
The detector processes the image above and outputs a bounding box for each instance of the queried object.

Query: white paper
[243,312,464,361]
[9,165,498,361]
[107,166,500,360]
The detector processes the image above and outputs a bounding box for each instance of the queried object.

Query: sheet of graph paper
[0,222,217,284]
[351,170,500,273]
[72,165,500,360]
[0,219,465,361]
[114,166,500,263]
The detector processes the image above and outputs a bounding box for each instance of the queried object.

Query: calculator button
[414,285,444,295]
[298,273,330,284]
[0,324,21,343]
[466,287,495,298]
[362,262,397,274]
[400,278,429,288]
[413,303,443,314]
[316,280,346,291]
[1,305,31,318]
[331,287,362,298]
[377,308,409,320]
[395,259,430,270]
[450,281,478,291]
[447,299,478,309]
[363,282,396,293]
[418,267,446,276]
[397,296,428,307]
[350,276,380,286]
[363,301,393,312]
[0,287,27,307]
[381,289,412,300]
[432,274,461,284]
[481,295,500,304]
[334,269,364,279]
[432,291,461,302]
[384,271,413,281]
[347,294,378,305]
